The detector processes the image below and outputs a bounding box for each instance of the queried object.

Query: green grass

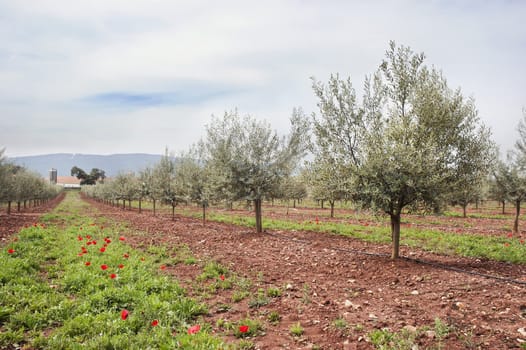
[0,192,228,349]
[179,210,526,264]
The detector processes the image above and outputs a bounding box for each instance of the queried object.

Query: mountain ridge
[10,153,164,178]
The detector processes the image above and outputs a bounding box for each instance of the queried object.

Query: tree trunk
[128,200,131,210]
[153,200,156,216]
[7,201,11,215]
[254,198,263,233]
[23,200,27,209]
[502,200,506,214]
[122,200,125,210]
[139,199,142,213]
[202,203,206,225]
[293,199,296,208]
[330,200,335,218]
[321,200,324,209]
[17,202,21,212]
[172,204,175,221]
[390,213,401,259]
[462,204,467,218]
[513,199,520,233]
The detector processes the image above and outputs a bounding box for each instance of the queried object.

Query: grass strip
[0,192,226,349]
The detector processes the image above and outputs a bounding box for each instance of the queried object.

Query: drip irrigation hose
[265,231,526,287]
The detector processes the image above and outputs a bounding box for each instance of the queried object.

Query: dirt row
[84,197,526,349]
[0,193,65,243]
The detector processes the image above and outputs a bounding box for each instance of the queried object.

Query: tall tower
[49,168,57,184]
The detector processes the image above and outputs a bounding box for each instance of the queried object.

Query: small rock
[453,301,466,310]
[411,290,419,295]
[518,327,526,337]
[344,300,361,310]
[286,283,294,290]
[368,313,378,320]
[403,325,418,333]
[425,330,436,339]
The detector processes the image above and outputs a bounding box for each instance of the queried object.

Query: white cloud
[1,0,525,157]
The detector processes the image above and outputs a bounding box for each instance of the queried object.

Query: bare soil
[0,193,65,243]
[82,198,526,350]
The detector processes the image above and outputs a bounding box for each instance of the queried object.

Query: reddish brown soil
[83,198,526,350]
[0,193,65,243]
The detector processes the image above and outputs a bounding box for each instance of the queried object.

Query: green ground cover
[0,192,227,349]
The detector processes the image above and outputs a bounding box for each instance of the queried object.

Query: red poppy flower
[521,239,525,245]
[86,241,92,246]
[160,265,166,270]
[123,253,130,259]
[7,248,15,254]
[85,261,91,266]
[507,232,513,238]
[119,236,125,241]
[78,253,84,256]
[504,243,510,247]
[101,264,108,270]
[104,238,111,244]
[109,273,117,279]
[239,325,249,333]
[187,324,200,334]
[99,247,106,253]
[86,235,91,239]
[220,275,225,281]
[91,240,97,245]
[33,223,38,227]
[118,264,124,269]
[151,319,159,327]
[77,235,83,241]
[121,309,129,320]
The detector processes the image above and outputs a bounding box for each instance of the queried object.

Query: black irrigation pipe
[265,231,526,287]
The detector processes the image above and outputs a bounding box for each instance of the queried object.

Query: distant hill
[10,153,164,178]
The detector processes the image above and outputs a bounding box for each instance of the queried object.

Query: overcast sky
[1,0,524,158]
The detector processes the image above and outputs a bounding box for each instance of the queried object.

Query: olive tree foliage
[112,172,140,210]
[304,160,351,218]
[276,175,308,210]
[0,149,61,214]
[175,148,210,223]
[312,41,495,259]
[155,152,184,220]
[494,109,526,234]
[202,108,309,233]
[492,158,526,233]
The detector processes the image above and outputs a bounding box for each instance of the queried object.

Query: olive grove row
[80,41,524,259]
[0,149,62,213]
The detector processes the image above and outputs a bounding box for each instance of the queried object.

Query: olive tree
[304,160,351,218]
[203,108,309,233]
[312,41,495,259]
[155,152,184,220]
[493,158,526,233]
[175,149,210,224]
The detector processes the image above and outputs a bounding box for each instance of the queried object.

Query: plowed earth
[83,198,526,350]
[2,194,526,349]
[0,193,65,243]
